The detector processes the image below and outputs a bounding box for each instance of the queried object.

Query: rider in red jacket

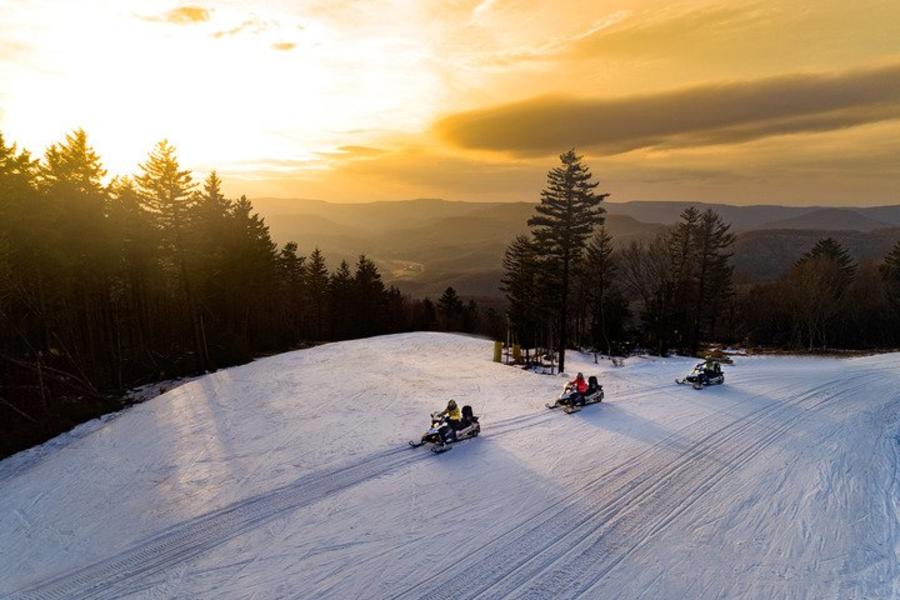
[570,372,588,394]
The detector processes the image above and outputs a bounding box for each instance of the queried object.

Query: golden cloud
[434,62,900,155]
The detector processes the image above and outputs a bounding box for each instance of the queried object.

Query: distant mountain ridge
[603,201,900,231]
[755,208,892,232]
[249,197,900,296]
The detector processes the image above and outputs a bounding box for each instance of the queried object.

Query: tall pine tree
[527,149,606,372]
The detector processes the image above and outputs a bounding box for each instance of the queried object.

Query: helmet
[447,399,457,410]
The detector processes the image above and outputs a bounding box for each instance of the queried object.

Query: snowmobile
[546,375,604,414]
[409,405,480,453]
[676,361,725,390]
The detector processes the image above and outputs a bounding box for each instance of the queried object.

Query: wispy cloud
[140,5,211,25]
[435,62,900,155]
[315,145,387,160]
[471,0,497,20]
[272,42,295,51]
[481,4,764,67]
[564,3,772,59]
[211,17,265,39]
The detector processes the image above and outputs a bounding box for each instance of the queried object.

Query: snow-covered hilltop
[2,333,898,599]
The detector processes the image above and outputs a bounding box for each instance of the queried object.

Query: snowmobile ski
[430,444,452,454]
[564,397,603,414]
[408,440,426,448]
[545,402,560,410]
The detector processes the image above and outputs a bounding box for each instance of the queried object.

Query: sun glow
[0,0,442,178]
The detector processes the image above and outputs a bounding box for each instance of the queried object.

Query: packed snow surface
[2,333,898,599]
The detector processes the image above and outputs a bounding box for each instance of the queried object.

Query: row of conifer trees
[502,151,900,365]
[0,130,487,458]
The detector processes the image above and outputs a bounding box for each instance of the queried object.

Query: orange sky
[2,0,900,205]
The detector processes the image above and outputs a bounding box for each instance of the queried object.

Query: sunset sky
[2,0,900,205]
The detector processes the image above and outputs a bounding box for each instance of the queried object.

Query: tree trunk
[558,251,570,373]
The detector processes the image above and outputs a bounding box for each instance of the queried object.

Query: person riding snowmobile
[566,373,589,405]
[570,373,589,394]
[703,360,721,377]
[437,399,462,427]
[435,400,462,445]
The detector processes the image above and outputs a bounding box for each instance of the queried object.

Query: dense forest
[502,151,900,364]
[0,130,499,458]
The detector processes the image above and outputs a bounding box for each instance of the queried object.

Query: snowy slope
[1,333,898,599]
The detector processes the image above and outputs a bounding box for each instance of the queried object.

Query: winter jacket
[444,405,462,422]
[571,377,588,393]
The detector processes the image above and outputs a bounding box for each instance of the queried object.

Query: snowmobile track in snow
[7,404,565,599]
[393,370,880,600]
[8,363,894,599]
[8,449,428,600]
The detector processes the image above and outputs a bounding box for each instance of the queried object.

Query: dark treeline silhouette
[741,238,900,349]
[0,130,494,458]
[503,154,900,365]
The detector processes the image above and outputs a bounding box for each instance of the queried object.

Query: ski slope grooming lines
[2,333,898,599]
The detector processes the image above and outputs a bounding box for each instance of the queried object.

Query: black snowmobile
[546,375,604,414]
[409,405,480,453]
[676,360,725,390]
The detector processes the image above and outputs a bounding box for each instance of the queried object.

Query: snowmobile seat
[461,404,478,425]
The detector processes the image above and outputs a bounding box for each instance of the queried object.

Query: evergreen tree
[224,195,278,353]
[687,210,735,353]
[107,176,161,373]
[39,130,114,375]
[353,255,385,337]
[527,149,606,372]
[581,227,627,356]
[328,260,354,339]
[382,286,408,333]
[880,240,900,312]
[797,237,856,286]
[501,234,545,350]
[192,172,232,346]
[135,140,206,367]
[619,235,675,355]
[666,207,700,348]
[305,248,329,339]
[438,286,464,331]
[413,297,438,331]
[135,140,196,256]
[788,238,855,349]
[277,242,307,340]
[462,299,479,333]
[39,129,106,196]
